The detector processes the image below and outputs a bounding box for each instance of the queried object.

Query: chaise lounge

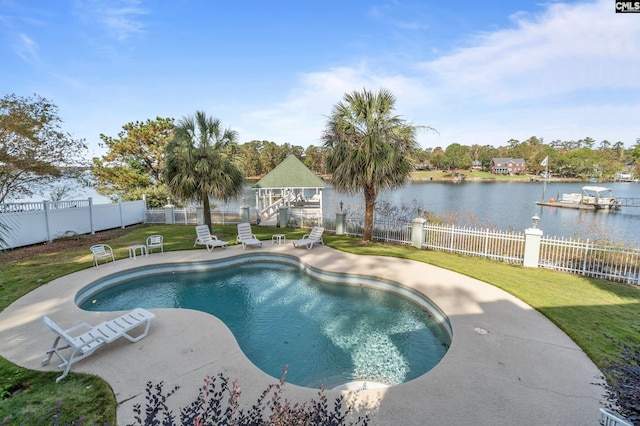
[236,222,262,250]
[292,226,325,249]
[194,225,229,251]
[41,308,155,383]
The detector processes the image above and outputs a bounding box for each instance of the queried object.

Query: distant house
[490,158,526,175]
[471,160,482,171]
[615,172,634,182]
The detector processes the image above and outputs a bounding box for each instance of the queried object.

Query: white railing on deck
[259,192,303,219]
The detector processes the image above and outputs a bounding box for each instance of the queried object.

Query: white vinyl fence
[0,199,146,249]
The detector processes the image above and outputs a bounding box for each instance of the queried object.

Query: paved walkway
[0,244,604,425]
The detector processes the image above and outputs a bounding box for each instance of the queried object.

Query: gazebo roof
[254,155,326,189]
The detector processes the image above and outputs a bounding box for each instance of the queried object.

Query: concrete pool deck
[0,244,604,425]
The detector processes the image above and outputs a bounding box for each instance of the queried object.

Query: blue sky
[2,0,639,158]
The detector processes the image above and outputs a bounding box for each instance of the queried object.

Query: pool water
[79,260,451,389]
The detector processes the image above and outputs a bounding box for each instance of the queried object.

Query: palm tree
[164,111,244,230]
[322,88,432,242]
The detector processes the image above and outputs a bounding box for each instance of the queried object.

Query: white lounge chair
[194,225,228,251]
[90,244,114,268]
[236,223,262,250]
[41,308,155,383]
[146,234,164,254]
[292,226,325,249]
[599,408,633,426]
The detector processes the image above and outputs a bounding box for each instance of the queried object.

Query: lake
[387,181,640,246]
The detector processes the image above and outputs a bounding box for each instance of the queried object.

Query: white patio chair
[194,225,228,251]
[292,226,325,249]
[41,308,155,383]
[236,223,262,250]
[146,234,164,254]
[90,244,115,268]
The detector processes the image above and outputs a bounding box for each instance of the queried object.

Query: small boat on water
[536,186,620,210]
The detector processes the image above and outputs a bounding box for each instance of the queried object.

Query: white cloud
[16,33,38,63]
[248,0,640,148]
[0,6,41,64]
[74,0,149,41]
[239,66,375,145]
[420,0,640,102]
[235,65,434,146]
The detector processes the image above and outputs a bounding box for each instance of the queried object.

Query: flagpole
[541,156,549,202]
[544,157,549,180]
[544,161,548,200]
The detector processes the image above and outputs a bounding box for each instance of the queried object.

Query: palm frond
[322,88,432,241]
[163,111,244,226]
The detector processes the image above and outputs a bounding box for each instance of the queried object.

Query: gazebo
[253,155,326,224]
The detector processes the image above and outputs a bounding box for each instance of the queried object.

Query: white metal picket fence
[303,216,410,243]
[423,223,525,264]
[539,236,640,285]
[324,217,412,243]
[145,208,257,225]
[316,215,639,285]
[145,208,197,225]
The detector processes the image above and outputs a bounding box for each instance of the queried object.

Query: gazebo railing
[258,191,303,220]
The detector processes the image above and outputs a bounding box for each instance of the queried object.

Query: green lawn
[411,170,534,181]
[1,224,639,423]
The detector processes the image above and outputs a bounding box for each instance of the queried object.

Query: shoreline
[408,175,580,183]
[247,173,615,184]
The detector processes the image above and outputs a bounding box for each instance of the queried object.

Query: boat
[536,186,620,210]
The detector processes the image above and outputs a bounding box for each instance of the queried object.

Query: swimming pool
[76,254,451,389]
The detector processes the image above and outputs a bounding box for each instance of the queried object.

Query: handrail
[258,192,304,219]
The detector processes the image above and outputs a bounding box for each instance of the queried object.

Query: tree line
[3,91,640,237]
[92,120,640,205]
[421,136,638,178]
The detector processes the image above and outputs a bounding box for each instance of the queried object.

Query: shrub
[600,332,640,424]
[129,368,371,426]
